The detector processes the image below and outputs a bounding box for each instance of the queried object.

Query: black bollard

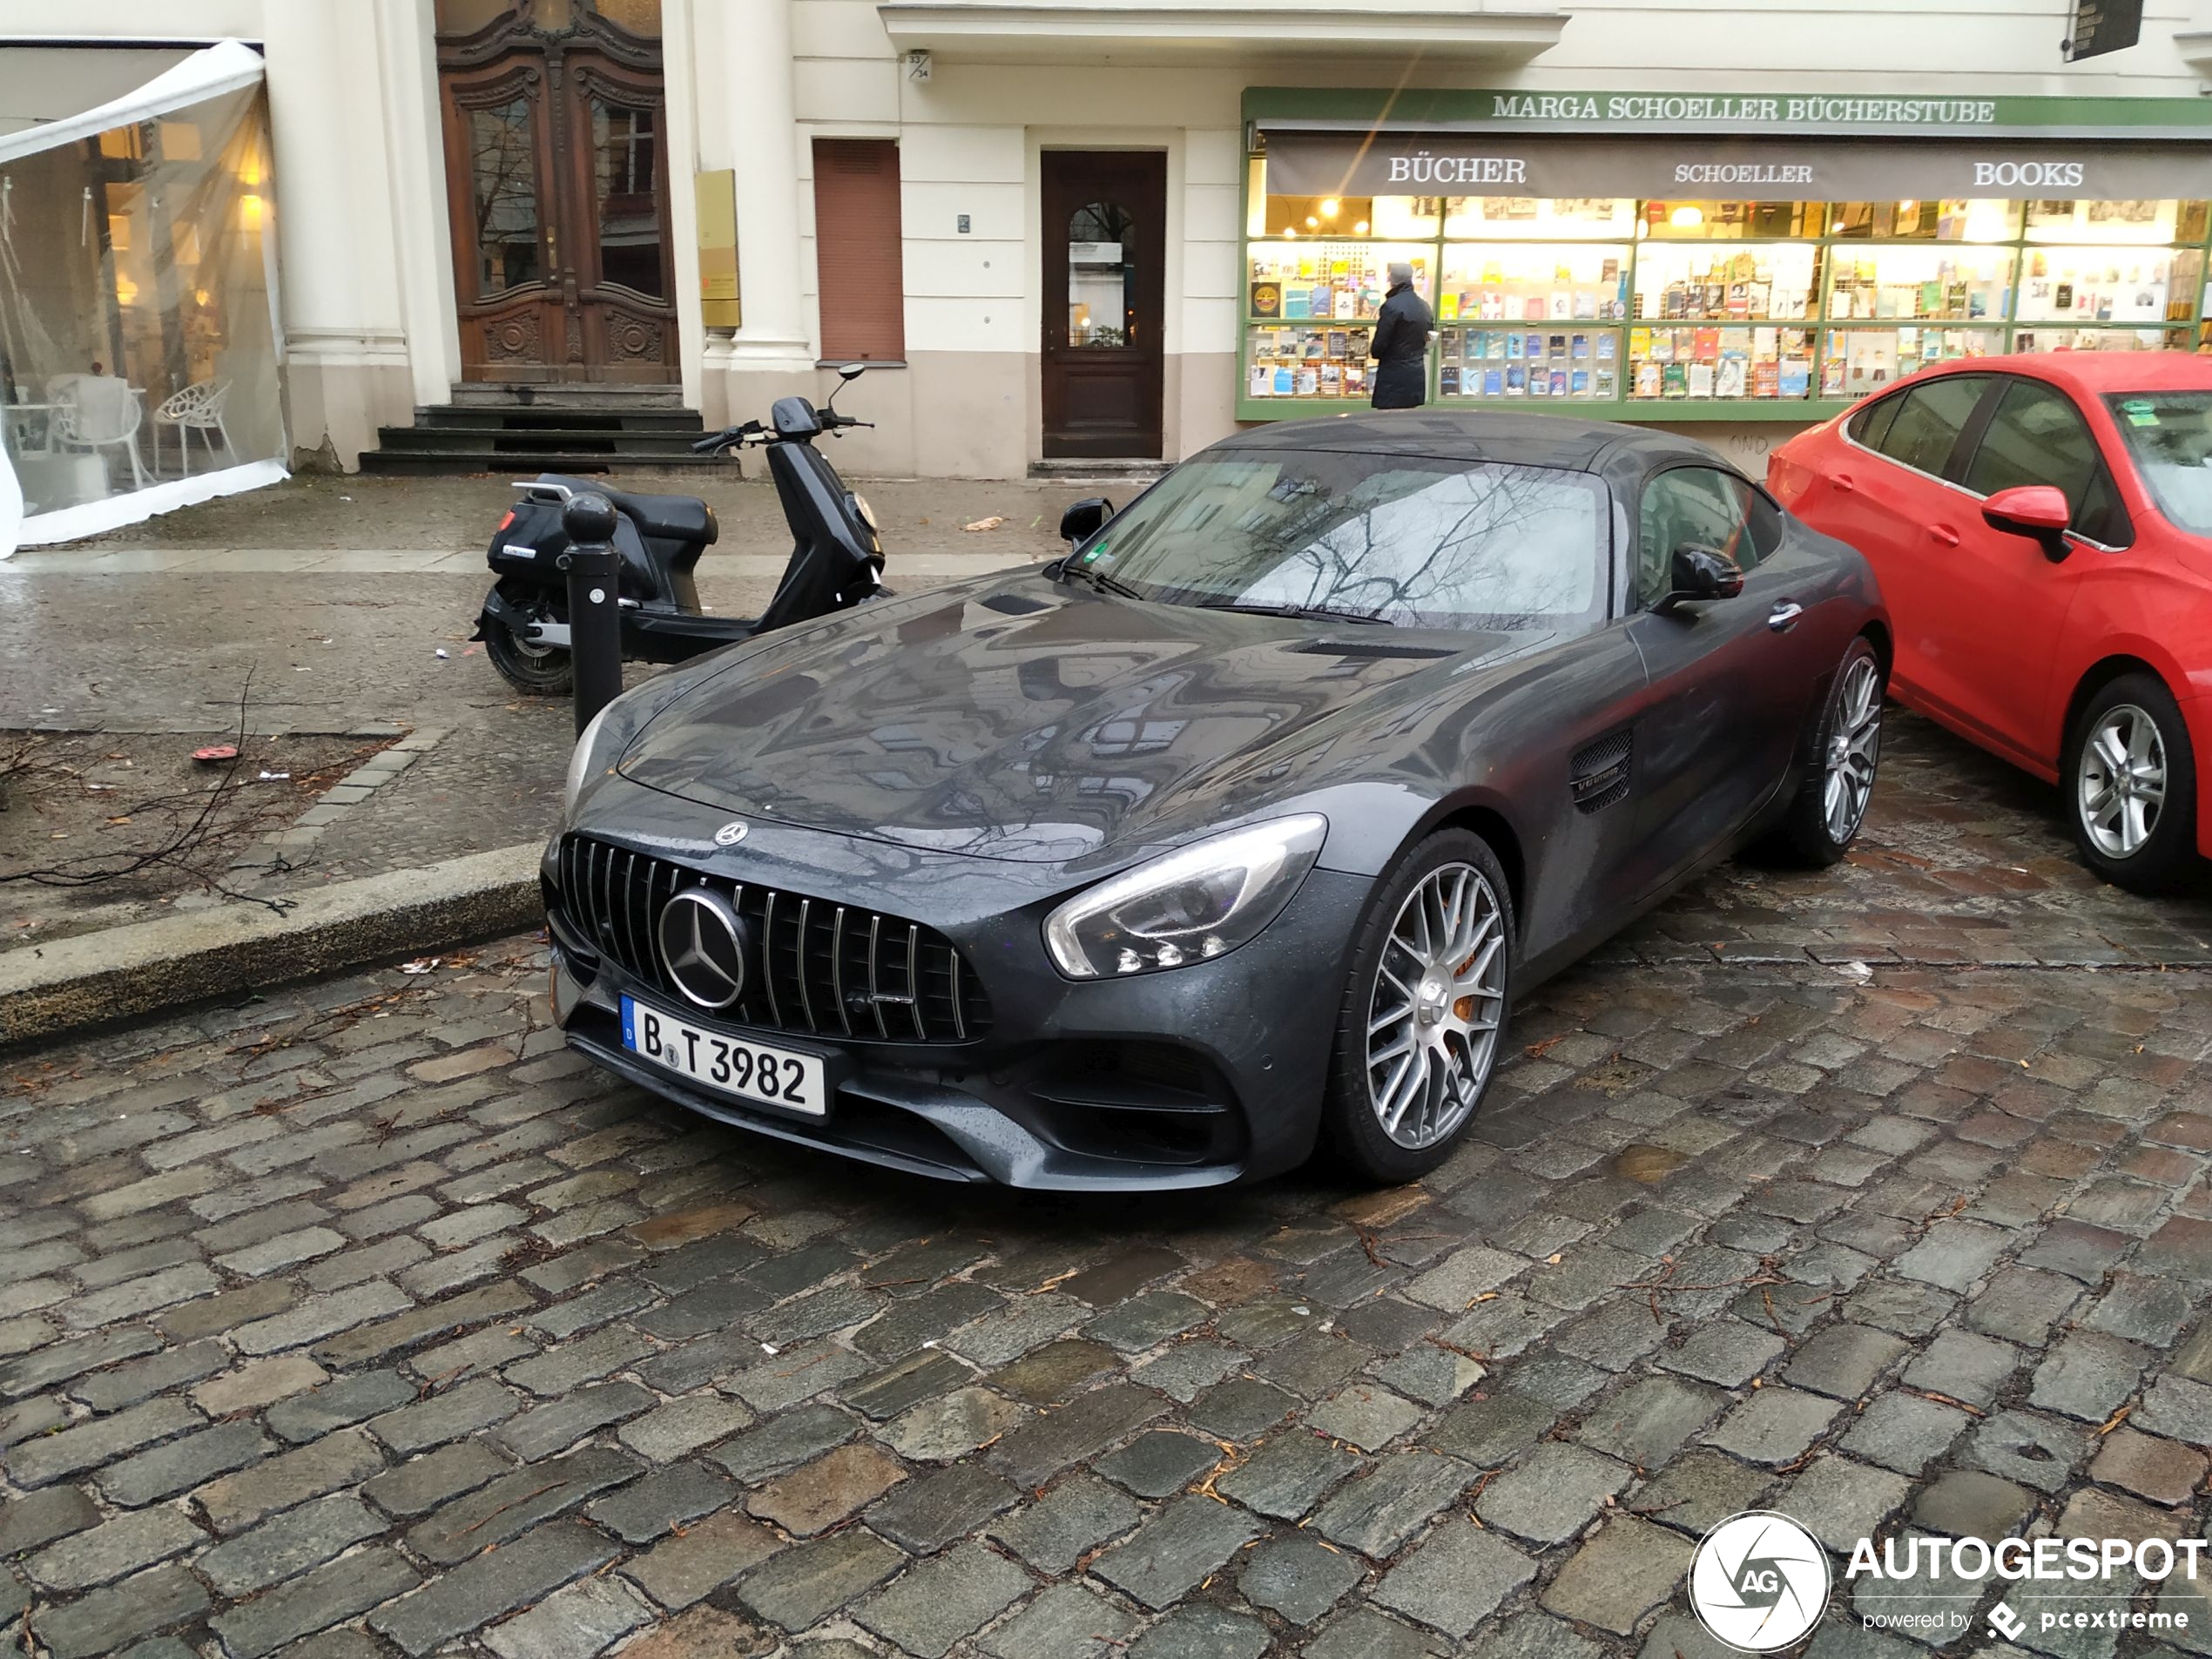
[560,492,624,736]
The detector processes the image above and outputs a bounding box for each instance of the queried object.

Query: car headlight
[1044,814,1327,979]
[563,703,615,819]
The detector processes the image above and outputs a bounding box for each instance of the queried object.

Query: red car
[1770,352,2212,893]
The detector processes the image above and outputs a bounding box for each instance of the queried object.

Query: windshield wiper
[1195,601,1396,627]
[1059,559,1145,601]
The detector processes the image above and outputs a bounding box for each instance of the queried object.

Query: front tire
[1771,635,1884,867]
[1321,830,1514,1185]
[2067,672,2198,894]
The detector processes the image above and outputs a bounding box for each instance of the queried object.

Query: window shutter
[813,139,905,362]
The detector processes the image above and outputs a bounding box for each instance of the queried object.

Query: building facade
[6,0,2212,485]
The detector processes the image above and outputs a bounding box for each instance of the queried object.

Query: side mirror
[1982,484,2072,562]
[1656,543,1745,612]
[837,363,867,382]
[1059,496,1116,546]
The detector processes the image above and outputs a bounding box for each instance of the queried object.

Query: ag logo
[1688,1510,1830,1652]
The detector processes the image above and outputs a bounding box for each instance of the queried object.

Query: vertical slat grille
[556,834,988,1042]
[830,907,853,1037]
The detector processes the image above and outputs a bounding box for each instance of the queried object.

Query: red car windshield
[2107,391,2212,538]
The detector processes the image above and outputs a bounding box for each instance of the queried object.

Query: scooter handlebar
[691,420,764,454]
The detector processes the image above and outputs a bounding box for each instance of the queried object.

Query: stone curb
[0,841,544,1052]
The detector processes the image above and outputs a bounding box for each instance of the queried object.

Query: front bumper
[543,798,1370,1190]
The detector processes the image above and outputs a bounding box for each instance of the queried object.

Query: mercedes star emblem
[714,820,749,846]
[658,887,747,1010]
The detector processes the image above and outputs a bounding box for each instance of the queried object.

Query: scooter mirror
[837,363,867,381]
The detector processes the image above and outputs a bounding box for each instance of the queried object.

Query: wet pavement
[1,475,1067,944]
[2,645,2209,1656]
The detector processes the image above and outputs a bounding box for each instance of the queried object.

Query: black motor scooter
[473,364,887,694]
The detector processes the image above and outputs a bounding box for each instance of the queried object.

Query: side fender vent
[1569,729,1633,814]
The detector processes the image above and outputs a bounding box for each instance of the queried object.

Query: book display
[1627,325,1817,401]
[2015,246,2173,326]
[1825,246,2013,322]
[1246,241,1431,324]
[1440,326,1620,401]
[1245,324,1377,401]
[1237,164,2212,419]
[1817,327,1996,399]
[1631,242,1820,322]
[1435,241,1630,325]
[2013,326,2192,355]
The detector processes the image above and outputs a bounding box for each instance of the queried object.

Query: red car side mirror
[1981,485,2073,562]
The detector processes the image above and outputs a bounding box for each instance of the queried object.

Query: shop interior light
[1669,205,1704,229]
[1319,198,1340,219]
[1281,225,1297,238]
[1352,220,1370,236]
[1961,199,2009,242]
[1304,215,1318,229]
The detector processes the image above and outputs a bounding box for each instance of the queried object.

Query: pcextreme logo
[1689,1511,1831,1651]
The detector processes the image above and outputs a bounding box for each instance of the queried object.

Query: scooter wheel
[485,623,574,696]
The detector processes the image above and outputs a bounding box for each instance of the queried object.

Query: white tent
[0,40,285,557]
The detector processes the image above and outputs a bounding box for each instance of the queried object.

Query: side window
[1846,391,1905,453]
[1638,467,1758,608]
[1873,374,1991,479]
[1962,379,2134,548]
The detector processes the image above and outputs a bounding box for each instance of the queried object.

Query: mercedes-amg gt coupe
[545,411,1888,1190]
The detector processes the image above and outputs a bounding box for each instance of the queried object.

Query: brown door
[1042,151,1164,458]
[437,4,675,382]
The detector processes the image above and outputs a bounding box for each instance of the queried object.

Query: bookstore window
[1239,146,2212,417]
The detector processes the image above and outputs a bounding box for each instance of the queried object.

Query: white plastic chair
[49,374,149,489]
[154,381,233,475]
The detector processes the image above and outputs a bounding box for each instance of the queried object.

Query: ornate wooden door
[437,4,675,383]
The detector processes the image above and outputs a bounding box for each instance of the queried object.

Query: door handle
[1767,601,1804,632]
[1831,472,1855,492]
[1928,524,1960,547]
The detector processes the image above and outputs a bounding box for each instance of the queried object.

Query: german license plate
[620,995,827,1116]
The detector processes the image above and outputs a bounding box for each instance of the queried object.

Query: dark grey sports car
[545,412,1888,1190]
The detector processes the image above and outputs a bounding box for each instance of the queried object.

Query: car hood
[617,572,1535,862]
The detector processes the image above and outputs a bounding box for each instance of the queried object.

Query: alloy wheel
[2079,703,2167,860]
[1365,862,1505,1150]
[1824,655,1882,843]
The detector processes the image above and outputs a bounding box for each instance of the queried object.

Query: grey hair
[1386,260,1414,287]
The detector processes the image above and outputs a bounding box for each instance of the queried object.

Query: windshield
[2106,392,2212,537]
[1069,452,1608,631]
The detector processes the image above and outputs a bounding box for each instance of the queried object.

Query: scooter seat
[536,475,718,546]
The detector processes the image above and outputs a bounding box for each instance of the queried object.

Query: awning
[0,46,196,141]
[1260,129,2212,201]
[0,40,280,558]
[0,38,264,165]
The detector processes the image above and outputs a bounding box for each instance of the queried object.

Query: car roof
[1906,349,2212,396]
[1204,408,1723,475]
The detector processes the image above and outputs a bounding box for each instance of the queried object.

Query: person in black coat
[1367,261,1433,410]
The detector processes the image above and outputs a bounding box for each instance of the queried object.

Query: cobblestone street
[3,708,2211,1659]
